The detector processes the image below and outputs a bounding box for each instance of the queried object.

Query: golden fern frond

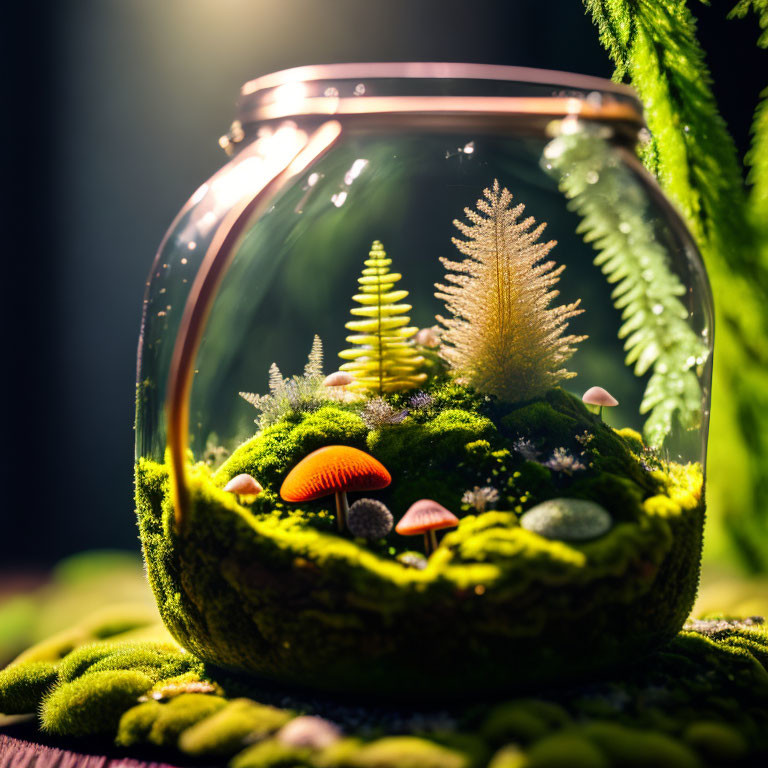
[339,240,427,394]
[435,180,586,402]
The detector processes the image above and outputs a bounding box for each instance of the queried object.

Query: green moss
[367,408,497,511]
[146,692,228,747]
[135,385,705,696]
[217,406,368,492]
[116,699,162,746]
[343,736,470,768]
[57,640,201,683]
[580,722,701,768]
[524,733,609,768]
[41,670,153,736]
[2,615,767,764]
[178,698,294,758]
[483,700,572,746]
[0,661,58,714]
[487,745,526,768]
[231,739,313,768]
[682,721,748,762]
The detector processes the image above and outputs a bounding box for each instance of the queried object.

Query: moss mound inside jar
[135,385,704,696]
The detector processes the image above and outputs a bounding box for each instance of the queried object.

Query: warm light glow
[208,123,307,211]
[190,183,209,204]
[271,81,309,112]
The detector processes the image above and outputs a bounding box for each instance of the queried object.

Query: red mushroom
[396,499,459,556]
[280,445,391,532]
[223,473,263,504]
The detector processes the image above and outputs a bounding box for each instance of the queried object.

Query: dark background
[3,0,764,567]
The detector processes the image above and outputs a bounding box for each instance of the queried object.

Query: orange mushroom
[396,499,459,556]
[280,445,391,532]
[223,473,263,504]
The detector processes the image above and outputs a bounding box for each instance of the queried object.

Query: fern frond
[729,0,768,47]
[304,335,324,379]
[583,0,751,269]
[583,0,768,569]
[268,363,284,395]
[339,240,426,394]
[239,391,261,408]
[435,180,586,402]
[544,125,709,446]
[747,88,768,232]
[241,337,328,427]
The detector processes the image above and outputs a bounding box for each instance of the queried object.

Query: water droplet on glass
[331,191,348,208]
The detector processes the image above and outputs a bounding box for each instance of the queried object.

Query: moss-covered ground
[135,384,706,695]
[1,612,766,766]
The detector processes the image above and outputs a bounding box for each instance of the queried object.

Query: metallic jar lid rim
[238,62,642,125]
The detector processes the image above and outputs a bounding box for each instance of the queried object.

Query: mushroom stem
[597,405,603,421]
[424,529,439,556]
[335,491,349,532]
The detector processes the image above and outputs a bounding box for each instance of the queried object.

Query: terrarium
[135,63,713,697]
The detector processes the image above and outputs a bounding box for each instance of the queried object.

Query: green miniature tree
[435,180,586,402]
[338,240,426,395]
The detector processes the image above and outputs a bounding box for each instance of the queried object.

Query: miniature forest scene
[11,10,768,757]
[134,176,708,696]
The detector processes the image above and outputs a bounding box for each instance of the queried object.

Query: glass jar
[135,63,712,696]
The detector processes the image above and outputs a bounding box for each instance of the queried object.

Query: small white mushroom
[582,386,619,420]
[323,371,354,400]
[323,371,354,388]
[277,715,342,749]
[414,326,440,348]
[223,473,263,504]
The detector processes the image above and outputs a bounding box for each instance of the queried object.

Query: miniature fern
[435,180,586,402]
[543,124,709,447]
[240,335,328,427]
[338,240,426,394]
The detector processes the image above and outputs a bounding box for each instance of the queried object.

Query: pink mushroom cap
[323,371,354,387]
[582,386,619,407]
[223,473,263,496]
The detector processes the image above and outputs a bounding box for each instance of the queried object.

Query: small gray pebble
[520,498,612,541]
[397,551,428,570]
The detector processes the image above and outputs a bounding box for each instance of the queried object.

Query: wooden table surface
[0,722,204,768]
